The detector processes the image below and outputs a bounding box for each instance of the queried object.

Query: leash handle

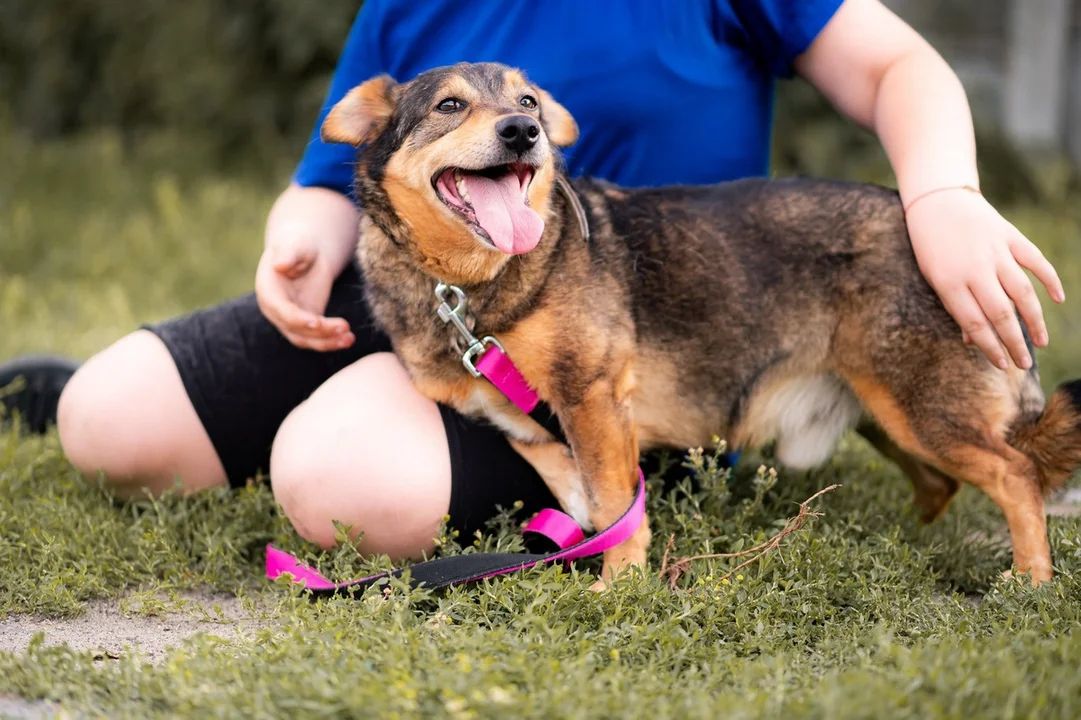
[523,508,586,548]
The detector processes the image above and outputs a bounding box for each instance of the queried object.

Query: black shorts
[145,262,693,538]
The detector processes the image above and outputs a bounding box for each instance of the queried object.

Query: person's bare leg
[57,330,228,498]
[60,337,455,560]
[269,352,453,562]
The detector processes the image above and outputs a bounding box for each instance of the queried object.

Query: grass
[3,123,1081,717]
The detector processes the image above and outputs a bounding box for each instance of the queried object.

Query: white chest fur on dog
[736,374,865,470]
[460,386,550,444]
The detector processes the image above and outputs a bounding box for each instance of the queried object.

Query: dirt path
[0,592,263,663]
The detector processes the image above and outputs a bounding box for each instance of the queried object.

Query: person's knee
[270,352,452,560]
[58,336,135,477]
[57,330,225,493]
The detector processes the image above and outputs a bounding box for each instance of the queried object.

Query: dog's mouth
[432,163,544,255]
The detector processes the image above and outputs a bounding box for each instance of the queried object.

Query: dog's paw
[1001,567,1054,587]
[588,578,611,594]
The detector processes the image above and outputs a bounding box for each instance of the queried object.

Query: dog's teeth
[456,173,471,204]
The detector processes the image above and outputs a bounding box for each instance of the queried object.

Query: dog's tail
[1007,379,1081,494]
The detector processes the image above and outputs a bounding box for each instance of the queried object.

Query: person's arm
[792,0,1064,371]
[255,184,360,351]
[256,4,384,351]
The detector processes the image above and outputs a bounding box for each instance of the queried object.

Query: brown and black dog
[320,61,1081,586]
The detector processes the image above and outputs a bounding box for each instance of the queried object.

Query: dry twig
[658,483,841,590]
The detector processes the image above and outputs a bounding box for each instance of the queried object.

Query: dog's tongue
[463,172,544,254]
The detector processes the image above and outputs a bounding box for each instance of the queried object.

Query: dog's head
[321,62,579,282]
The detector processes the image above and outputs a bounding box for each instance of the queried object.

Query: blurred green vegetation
[0,0,362,159]
[0,120,280,361]
[772,78,1074,207]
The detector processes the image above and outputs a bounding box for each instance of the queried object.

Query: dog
[319,61,1081,587]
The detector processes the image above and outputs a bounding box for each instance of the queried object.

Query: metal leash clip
[434,282,504,377]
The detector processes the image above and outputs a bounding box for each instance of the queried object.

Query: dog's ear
[321,75,399,147]
[536,88,578,148]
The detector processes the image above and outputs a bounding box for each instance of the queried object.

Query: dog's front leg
[558,362,651,587]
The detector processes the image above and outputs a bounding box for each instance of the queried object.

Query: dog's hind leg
[856,420,960,523]
[935,445,1050,584]
[846,374,1051,584]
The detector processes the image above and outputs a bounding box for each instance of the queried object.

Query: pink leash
[266,332,647,594]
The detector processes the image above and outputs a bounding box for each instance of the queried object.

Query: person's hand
[255,239,354,351]
[255,185,360,351]
[905,188,1065,370]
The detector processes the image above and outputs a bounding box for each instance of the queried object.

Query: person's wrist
[267,185,359,252]
[902,184,982,215]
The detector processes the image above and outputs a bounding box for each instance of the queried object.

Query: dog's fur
[322,62,1081,585]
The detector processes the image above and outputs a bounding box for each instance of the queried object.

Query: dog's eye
[519,95,537,110]
[436,98,466,113]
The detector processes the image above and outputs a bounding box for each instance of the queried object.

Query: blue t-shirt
[294,0,844,198]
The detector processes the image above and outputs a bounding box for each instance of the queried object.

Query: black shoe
[0,354,81,435]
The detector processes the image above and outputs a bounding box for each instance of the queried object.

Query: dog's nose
[496,115,540,154]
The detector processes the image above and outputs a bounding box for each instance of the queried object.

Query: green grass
[3,125,1081,718]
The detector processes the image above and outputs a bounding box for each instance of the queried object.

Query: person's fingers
[268,294,351,342]
[270,245,299,272]
[256,249,354,350]
[255,264,331,339]
[262,287,352,346]
[284,277,351,337]
[1009,235,1065,304]
[970,280,1031,369]
[272,246,316,279]
[279,329,357,352]
[272,295,326,335]
[998,260,1048,348]
[944,287,1010,370]
[313,315,351,336]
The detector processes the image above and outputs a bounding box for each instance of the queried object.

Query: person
[1,0,1064,562]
